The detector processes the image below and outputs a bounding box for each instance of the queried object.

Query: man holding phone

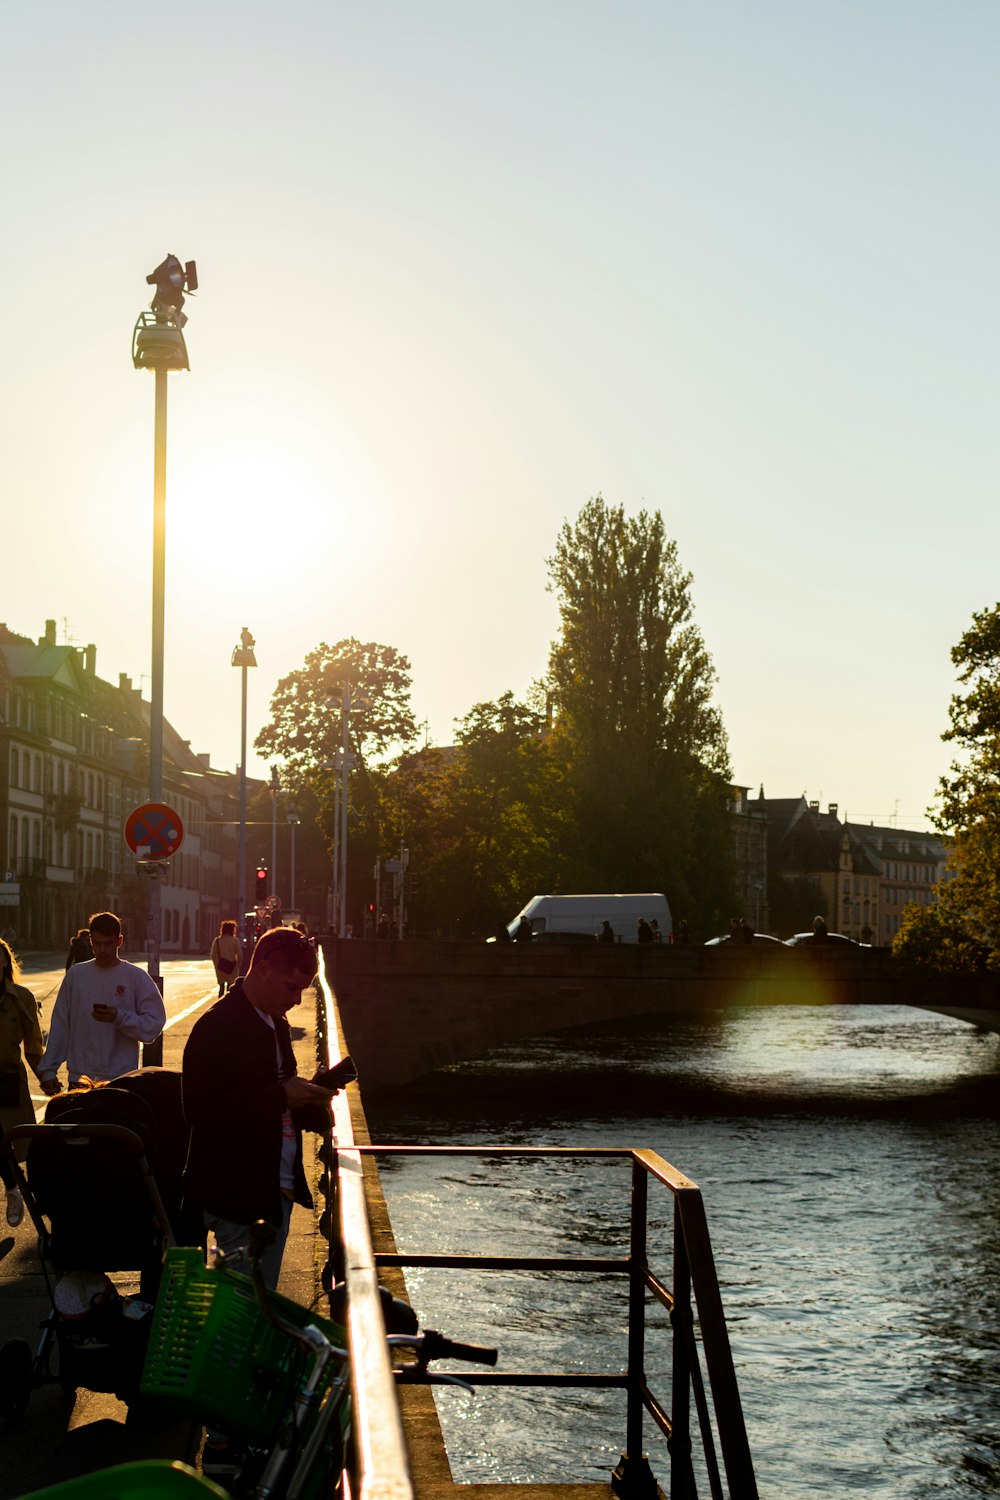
[38,911,166,1094]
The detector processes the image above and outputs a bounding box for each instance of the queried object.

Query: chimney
[197,753,211,768]
[119,673,132,693]
[41,619,57,647]
[84,644,96,675]
[828,803,839,818]
[809,800,820,813]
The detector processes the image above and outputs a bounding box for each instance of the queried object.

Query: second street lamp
[231,627,257,948]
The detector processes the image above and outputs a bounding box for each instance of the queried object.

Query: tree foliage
[255,638,417,782]
[545,497,734,931]
[378,692,568,935]
[893,603,1000,970]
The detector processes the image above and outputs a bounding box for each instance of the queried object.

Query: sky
[3,1,999,831]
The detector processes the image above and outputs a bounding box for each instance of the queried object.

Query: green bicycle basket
[140,1248,346,1445]
[22,1461,228,1500]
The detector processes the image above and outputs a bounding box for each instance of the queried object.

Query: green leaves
[254,638,418,780]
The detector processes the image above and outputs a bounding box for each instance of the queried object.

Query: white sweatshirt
[39,959,166,1084]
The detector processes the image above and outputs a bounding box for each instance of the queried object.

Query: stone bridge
[321,938,1000,1094]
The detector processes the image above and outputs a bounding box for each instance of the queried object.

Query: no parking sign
[124,802,185,860]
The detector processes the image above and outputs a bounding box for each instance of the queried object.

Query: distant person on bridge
[637,917,654,944]
[514,916,533,943]
[181,926,336,1291]
[210,919,242,997]
[38,911,166,1095]
[810,916,830,944]
[599,920,616,944]
[0,938,45,1228]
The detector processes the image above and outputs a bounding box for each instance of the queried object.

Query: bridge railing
[315,954,758,1500]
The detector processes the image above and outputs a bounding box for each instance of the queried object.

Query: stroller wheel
[0,1338,32,1423]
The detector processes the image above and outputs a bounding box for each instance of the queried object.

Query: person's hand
[92,1004,118,1024]
[39,1075,62,1097]
[283,1076,333,1109]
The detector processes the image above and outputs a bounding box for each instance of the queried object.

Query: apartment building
[0,619,245,953]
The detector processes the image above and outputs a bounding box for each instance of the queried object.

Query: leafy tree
[255,639,418,932]
[545,497,734,930]
[255,638,417,778]
[893,603,1000,970]
[378,692,569,936]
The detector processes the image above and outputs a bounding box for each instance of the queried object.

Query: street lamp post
[231,628,257,948]
[132,252,197,1053]
[269,766,280,907]
[337,685,369,937]
[288,806,300,912]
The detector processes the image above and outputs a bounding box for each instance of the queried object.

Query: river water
[366,1002,1000,1498]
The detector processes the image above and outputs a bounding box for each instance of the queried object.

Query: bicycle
[139,1220,497,1500]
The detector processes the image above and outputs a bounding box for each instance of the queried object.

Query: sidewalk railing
[315,954,758,1500]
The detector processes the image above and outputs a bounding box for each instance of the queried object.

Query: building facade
[0,619,248,953]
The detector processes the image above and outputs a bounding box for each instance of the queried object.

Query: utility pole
[231,628,257,948]
[132,252,197,1062]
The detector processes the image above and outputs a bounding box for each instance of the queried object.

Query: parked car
[784,932,860,947]
[705,933,786,948]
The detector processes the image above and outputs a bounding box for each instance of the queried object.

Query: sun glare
[169,445,335,580]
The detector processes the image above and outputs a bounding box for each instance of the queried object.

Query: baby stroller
[0,1079,180,1422]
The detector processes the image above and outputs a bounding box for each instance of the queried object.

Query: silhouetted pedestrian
[65,928,93,968]
[211,919,242,997]
[675,920,690,944]
[637,918,654,944]
[810,916,829,944]
[650,919,663,944]
[599,920,615,944]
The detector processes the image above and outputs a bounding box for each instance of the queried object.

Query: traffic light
[255,866,268,902]
[146,254,198,327]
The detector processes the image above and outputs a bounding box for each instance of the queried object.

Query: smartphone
[313,1055,358,1092]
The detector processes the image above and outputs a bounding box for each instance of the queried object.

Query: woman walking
[210,919,242,997]
[0,938,45,1227]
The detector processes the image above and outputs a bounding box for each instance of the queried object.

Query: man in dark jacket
[182,926,333,1288]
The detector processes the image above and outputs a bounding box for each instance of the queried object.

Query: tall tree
[896,604,1000,969]
[255,639,418,931]
[255,639,417,778]
[546,497,734,930]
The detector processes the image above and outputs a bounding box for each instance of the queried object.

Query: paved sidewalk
[0,984,327,1498]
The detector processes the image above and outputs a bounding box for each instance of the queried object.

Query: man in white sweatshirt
[38,911,166,1093]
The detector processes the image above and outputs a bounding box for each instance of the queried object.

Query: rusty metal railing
[315,954,758,1500]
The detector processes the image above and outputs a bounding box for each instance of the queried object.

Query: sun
[168,442,336,582]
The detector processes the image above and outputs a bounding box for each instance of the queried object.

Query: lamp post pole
[288,807,299,912]
[340,688,349,936]
[231,629,257,948]
[269,766,280,907]
[132,252,197,1063]
[148,365,167,998]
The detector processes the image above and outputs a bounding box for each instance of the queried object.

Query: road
[17,956,218,1111]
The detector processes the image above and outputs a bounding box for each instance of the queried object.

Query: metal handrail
[314,954,758,1500]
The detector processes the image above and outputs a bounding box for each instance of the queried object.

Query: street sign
[384,859,401,873]
[124,802,185,860]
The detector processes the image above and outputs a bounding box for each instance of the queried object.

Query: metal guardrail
[315,954,758,1500]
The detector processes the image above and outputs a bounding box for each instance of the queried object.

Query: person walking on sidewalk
[38,911,166,1095]
[0,938,45,1228]
[210,919,242,996]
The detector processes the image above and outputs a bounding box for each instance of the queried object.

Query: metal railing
[314,955,758,1500]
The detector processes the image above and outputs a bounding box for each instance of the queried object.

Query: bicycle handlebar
[419,1330,499,1366]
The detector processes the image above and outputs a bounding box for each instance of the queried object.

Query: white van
[505,893,671,944]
